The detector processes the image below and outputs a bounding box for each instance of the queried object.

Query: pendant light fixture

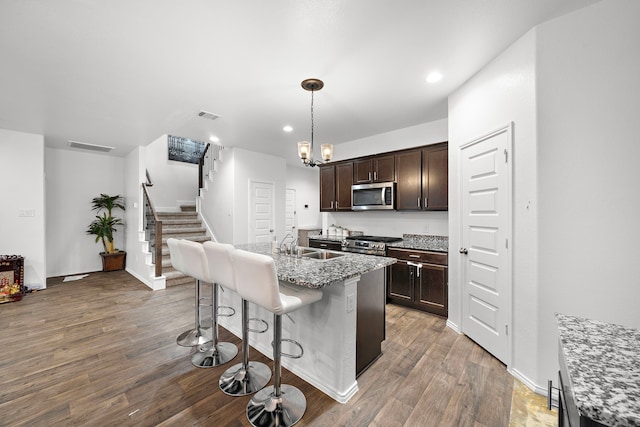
[297,78,333,167]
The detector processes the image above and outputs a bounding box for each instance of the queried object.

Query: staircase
[159,204,211,287]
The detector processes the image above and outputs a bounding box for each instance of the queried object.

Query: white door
[249,181,274,244]
[285,188,296,238]
[460,124,512,364]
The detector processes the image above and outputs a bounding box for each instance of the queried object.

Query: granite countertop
[556,313,640,427]
[387,234,449,253]
[235,243,395,289]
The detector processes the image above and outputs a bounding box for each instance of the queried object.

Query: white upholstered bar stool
[232,250,323,427]
[180,239,238,368]
[168,238,210,347]
[203,242,271,396]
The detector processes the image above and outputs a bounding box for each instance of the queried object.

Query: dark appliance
[342,235,402,256]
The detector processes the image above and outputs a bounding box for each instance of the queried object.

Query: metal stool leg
[219,299,271,396]
[191,282,238,368]
[176,279,211,347]
[246,313,306,427]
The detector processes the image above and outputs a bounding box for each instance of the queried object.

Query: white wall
[285,165,321,230]
[448,28,539,387]
[200,148,235,244]
[536,0,640,387]
[45,147,125,277]
[145,134,199,210]
[0,129,46,289]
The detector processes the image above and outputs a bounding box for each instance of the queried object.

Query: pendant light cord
[310,89,315,153]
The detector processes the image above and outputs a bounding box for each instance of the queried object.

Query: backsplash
[324,210,448,238]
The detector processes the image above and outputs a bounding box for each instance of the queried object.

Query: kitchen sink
[297,248,346,261]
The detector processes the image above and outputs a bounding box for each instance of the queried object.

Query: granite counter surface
[387,234,449,253]
[556,313,640,427]
[236,243,395,289]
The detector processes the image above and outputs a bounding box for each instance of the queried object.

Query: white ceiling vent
[68,140,115,153]
[198,110,220,120]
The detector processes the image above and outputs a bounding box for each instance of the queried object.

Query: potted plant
[86,193,126,271]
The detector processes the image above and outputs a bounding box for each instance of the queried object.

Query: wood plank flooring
[0,271,513,426]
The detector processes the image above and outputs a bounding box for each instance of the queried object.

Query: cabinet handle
[417,198,421,208]
[374,171,377,181]
[424,197,427,208]
[330,201,334,210]
[459,248,468,254]
[335,200,338,209]
[409,254,420,258]
[368,172,372,181]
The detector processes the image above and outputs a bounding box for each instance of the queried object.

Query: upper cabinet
[353,154,395,184]
[319,142,447,212]
[396,142,448,211]
[319,161,353,212]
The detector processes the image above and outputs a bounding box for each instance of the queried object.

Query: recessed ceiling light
[209,135,220,143]
[426,72,443,83]
[283,125,293,132]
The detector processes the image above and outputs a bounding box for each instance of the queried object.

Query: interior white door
[249,181,274,244]
[285,188,296,238]
[460,124,512,365]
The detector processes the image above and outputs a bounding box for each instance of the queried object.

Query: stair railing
[198,143,223,189]
[142,176,163,277]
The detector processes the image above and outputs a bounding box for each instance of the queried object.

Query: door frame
[458,122,514,366]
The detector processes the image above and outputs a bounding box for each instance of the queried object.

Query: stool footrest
[217,305,236,318]
[279,338,304,359]
[248,318,269,334]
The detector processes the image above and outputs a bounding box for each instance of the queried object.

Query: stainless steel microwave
[351,182,395,210]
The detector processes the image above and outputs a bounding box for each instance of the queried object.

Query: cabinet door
[319,165,335,212]
[423,144,448,210]
[395,150,422,210]
[416,264,448,317]
[353,159,373,184]
[335,162,353,211]
[387,260,413,301]
[373,154,395,182]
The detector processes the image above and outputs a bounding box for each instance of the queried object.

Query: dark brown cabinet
[319,161,353,211]
[353,154,395,184]
[387,247,448,317]
[395,142,448,211]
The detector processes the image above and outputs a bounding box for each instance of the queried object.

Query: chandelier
[297,78,333,167]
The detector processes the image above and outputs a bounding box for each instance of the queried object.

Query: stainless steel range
[342,235,402,256]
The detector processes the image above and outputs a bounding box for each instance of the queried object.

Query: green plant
[86,194,125,254]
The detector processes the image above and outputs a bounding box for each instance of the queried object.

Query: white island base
[217,271,380,403]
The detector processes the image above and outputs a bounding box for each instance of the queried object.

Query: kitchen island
[556,313,640,426]
[216,242,396,403]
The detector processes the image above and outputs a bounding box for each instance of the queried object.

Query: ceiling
[0,0,599,165]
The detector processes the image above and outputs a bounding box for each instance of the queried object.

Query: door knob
[459,248,468,254]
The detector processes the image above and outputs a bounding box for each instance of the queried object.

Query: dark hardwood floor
[0,271,513,426]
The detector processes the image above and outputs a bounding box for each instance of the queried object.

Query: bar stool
[203,242,271,396]
[232,250,323,427]
[178,239,238,368]
[167,238,211,347]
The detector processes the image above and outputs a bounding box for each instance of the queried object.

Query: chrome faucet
[279,233,294,255]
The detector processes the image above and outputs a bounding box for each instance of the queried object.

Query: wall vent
[198,110,220,120]
[68,140,115,153]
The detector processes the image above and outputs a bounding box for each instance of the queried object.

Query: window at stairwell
[168,135,206,164]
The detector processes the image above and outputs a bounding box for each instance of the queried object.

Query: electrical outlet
[346,294,355,312]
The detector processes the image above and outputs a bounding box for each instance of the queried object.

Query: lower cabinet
[386,247,448,317]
